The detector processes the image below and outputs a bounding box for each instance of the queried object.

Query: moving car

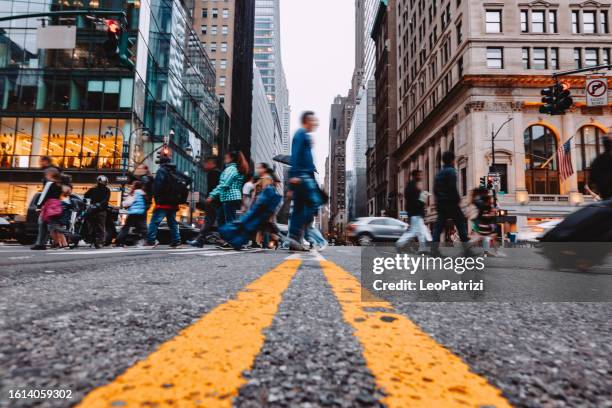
[346,217,408,246]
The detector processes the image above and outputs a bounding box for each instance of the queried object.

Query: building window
[485,10,502,33]
[522,47,530,69]
[549,10,557,33]
[584,11,596,33]
[551,47,559,70]
[219,76,226,87]
[210,42,217,52]
[222,25,228,35]
[521,10,529,32]
[222,8,229,18]
[576,125,604,193]
[524,125,559,195]
[202,8,208,18]
[456,22,462,44]
[532,10,545,33]
[585,48,598,66]
[574,48,582,69]
[220,59,227,69]
[572,10,580,33]
[601,11,609,33]
[221,42,228,52]
[201,24,207,34]
[219,94,225,104]
[486,47,503,69]
[212,8,218,18]
[603,48,611,68]
[533,47,547,70]
[211,25,218,35]
[457,55,464,77]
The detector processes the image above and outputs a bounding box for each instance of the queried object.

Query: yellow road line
[320,260,511,408]
[78,259,301,408]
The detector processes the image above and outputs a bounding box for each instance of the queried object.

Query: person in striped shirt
[207,151,249,224]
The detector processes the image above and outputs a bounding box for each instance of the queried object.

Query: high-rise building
[394,0,612,236]
[0,0,218,221]
[193,0,255,157]
[370,0,398,217]
[328,96,347,232]
[251,64,276,168]
[254,0,290,159]
[345,0,379,220]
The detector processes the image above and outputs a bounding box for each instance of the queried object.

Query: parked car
[346,217,408,246]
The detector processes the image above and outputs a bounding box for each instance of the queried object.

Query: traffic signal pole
[490,117,513,208]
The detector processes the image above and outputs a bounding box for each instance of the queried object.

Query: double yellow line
[79,258,511,408]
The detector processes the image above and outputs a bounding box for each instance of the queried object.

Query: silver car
[346,217,408,246]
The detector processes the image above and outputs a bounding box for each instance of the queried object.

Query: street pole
[490,117,514,208]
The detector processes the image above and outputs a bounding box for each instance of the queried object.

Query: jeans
[432,206,469,243]
[222,200,241,224]
[289,175,322,241]
[116,214,147,245]
[396,216,429,251]
[147,208,180,245]
[194,200,223,245]
[35,214,49,246]
[305,224,327,248]
[90,211,107,245]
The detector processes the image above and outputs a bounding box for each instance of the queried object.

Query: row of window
[210,59,228,70]
[485,9,608,34]
[201,8,230,19]
[202,42,228,53]
[200,25,229,35]
[487,46,611,70]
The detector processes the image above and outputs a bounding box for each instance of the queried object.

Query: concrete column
[514,111,527,193]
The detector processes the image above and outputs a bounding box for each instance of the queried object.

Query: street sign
[36,26,76,49]
[586,77,608,107]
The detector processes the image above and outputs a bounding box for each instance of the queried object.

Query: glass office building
[0,0,218,218]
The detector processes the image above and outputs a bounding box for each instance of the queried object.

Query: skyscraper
[254,0,290,155]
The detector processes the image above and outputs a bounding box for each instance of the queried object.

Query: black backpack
[165,169,191,205]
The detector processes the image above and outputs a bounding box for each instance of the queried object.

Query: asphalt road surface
[0,244,610,408]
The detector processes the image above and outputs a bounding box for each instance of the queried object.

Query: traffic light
[539,82,573,115]
[102,19,121,58]
[479,177,486,189]
[487,176,494,190]
[156,144,171,164]
[118,30,136,69]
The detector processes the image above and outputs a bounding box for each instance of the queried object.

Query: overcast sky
[280,0,355,178]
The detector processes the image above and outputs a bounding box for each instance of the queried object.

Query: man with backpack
[144,156,190,248]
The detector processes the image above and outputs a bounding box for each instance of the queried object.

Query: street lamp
[104,126,149,206]
[490,117,513,207]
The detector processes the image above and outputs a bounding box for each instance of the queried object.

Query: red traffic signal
[105,19,120,34]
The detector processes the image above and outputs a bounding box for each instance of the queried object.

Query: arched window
[576,125,605,193]
[524,125,559,194]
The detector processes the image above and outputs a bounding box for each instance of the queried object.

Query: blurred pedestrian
[33,168,64,250]
[471,187,505,257]
[188,157,223,247]
[145,155,189,248]
[207,151,249,224]
[590,136,612,200]
[116,180,148,247]
[131,164,154,209]
[431,151,473,256]
[84,176,111,249]
[31,157,61,249]
[396,170,429,253]
[287,111,323,251]
[220,172,282,250]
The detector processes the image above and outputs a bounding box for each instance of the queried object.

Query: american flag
[557,138,574,181]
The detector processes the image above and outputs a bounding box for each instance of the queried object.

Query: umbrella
[273,154,291,166]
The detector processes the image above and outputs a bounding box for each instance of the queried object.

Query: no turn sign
[586,77,609,107]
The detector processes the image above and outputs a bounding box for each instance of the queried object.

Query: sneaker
[142,242,158,249]
[186,240,203,248]
[30,245,47,250]
[169,243,183,249]
[289,243,310,252]
[316,241,329,252]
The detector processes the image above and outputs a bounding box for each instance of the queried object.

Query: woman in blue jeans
[206,151,249,224]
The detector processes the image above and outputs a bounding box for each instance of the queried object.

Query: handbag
[41,198,63,223]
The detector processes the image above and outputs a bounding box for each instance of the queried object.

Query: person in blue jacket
[116,180,148,247]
